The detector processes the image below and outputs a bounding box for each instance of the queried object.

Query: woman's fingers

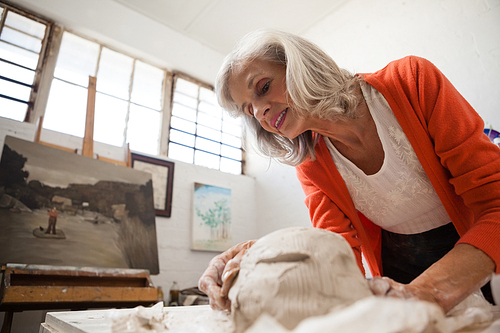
[368,277,391,296]
[198,240,256,311]
[220,249,248,297]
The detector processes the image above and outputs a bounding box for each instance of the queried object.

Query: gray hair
[216,29,360,166]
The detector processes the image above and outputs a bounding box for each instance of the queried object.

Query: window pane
[199,100,222,118]
[131,60,163,110]
[222,120,241,136]
[220,158,241,175]
[4,11,46,39]
[169,129,195,146]
[0,97,27,121]
[0,8,4,17]
[173,92,197,109]
[221,145,242,160]
[127,104,160,155]
[197,125,221,142]
[0,60,35,85]
[221,133,242,148]
[168,142,193,164]
[1,27,42,53]
[198,112,221,131]
[199,86,217,104]
[43,79,88,137]
[0,41,39,69]
[93,93,128,147]
[195,137,220,155]
[223,111,241,124]
[0,79,31,101]
[49,31,168,156]
[54,32,99,86]
[171,102,196,122]
[195,150,219,169]
[96,47,133,99]
[170,116,195,134]
[168,76,243,174]
[175,77,198,97]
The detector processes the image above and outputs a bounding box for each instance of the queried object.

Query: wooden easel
[35,76,131,167]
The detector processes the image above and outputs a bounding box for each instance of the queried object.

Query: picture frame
[131,153,175,217]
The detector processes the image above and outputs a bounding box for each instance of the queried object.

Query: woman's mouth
[273,109,287,130]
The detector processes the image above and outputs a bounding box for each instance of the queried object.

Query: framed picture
[192,183,232,252]
[131,153,175,217]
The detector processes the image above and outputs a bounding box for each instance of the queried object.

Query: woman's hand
[368,277,438,304]
[198,240,256,311]
[369,244,495,313]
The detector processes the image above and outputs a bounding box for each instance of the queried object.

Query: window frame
[0,2,53,123]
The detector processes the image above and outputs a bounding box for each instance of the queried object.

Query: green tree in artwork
[196,198,231,240]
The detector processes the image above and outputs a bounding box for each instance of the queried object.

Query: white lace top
[324,82,451,235]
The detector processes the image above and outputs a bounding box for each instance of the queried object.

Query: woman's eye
[261,81,270,94]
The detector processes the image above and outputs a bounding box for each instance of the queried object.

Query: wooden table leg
[1,311,13,333]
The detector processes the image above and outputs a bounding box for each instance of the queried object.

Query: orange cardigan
[296,56,500,277]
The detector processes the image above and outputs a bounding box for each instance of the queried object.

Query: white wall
[245,148,311,236]
[302,0,500,130]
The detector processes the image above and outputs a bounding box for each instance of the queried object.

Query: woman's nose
[253,102,270,120]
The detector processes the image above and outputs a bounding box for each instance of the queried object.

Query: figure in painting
[45,207,58,235]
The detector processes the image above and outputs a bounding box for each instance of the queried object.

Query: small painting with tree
[192,183,232,252]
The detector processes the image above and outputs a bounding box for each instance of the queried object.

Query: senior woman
[198,29,500,313]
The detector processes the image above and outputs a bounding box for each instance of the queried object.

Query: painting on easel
[0,136,159,274]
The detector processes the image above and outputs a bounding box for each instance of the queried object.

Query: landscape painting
[0,136,159,274]
[192,182,232,252]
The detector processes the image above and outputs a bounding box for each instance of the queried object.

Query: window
[43,31,165,155]
[0,4,50,122]
[168,76,243,175]
[0,5,244,175]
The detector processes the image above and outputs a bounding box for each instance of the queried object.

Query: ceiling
[112,0,348,55]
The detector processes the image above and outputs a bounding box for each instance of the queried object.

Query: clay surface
[228,226,372,332]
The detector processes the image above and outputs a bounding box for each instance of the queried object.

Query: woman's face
[228,58,311,140]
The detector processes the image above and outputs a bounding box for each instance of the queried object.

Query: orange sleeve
[299,171,365,273]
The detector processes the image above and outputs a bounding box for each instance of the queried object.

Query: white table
[39,305,233,333]
[40,303,500,333]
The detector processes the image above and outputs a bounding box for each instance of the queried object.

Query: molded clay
[228,227,372,332]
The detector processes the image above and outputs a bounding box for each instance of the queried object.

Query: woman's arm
[370,243,495,313]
